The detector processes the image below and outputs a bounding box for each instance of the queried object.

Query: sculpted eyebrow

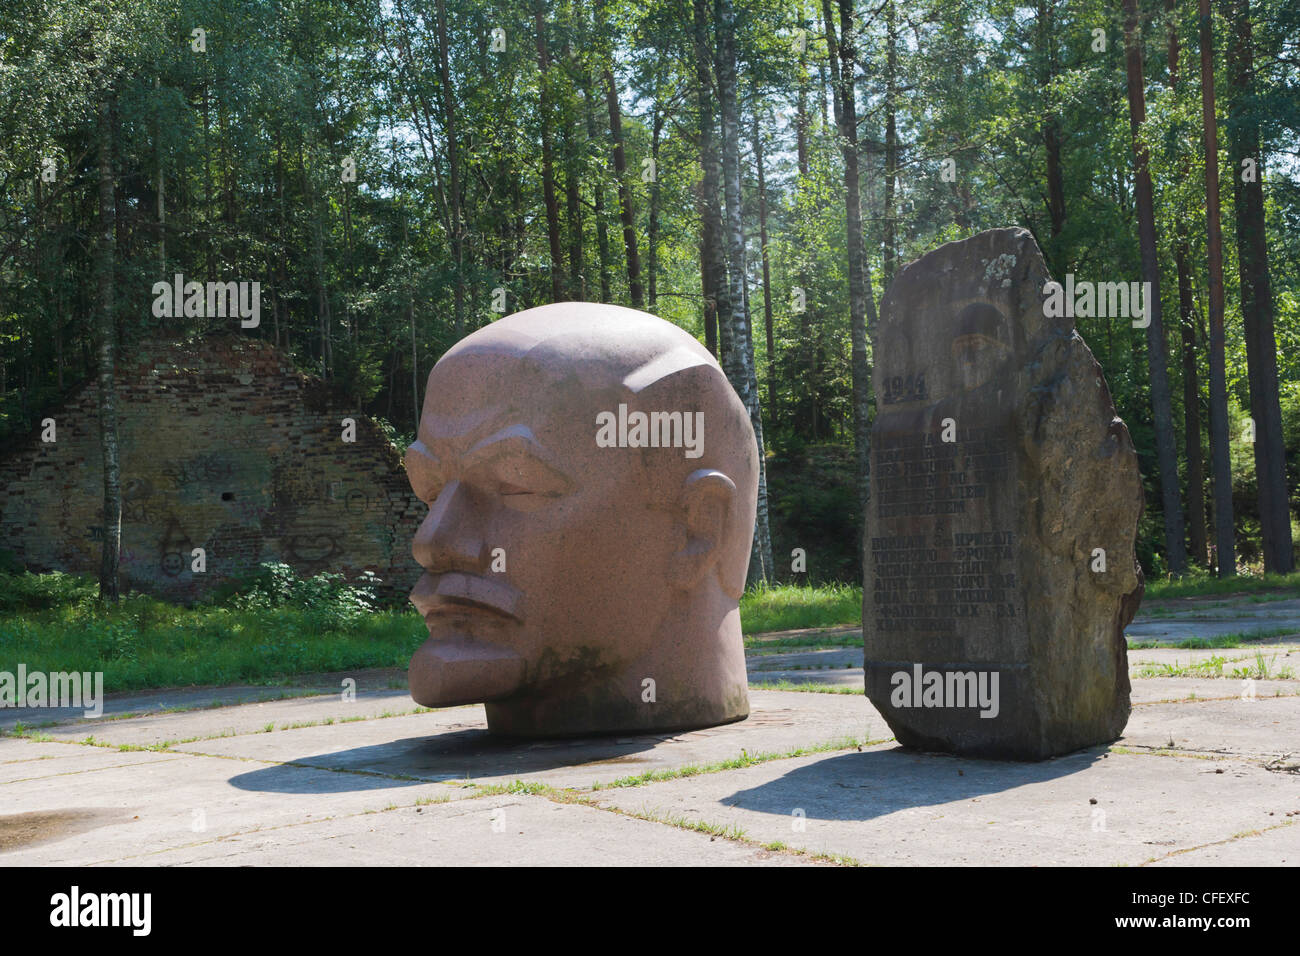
[463,427,574,491]
[404,441,444,497]
[463,426,555,468]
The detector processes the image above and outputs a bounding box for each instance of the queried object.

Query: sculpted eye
[498,482,534,497]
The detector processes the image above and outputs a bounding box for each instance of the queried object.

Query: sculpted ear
[669,468,736,590]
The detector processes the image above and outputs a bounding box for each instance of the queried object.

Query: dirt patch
[0,808,129,853]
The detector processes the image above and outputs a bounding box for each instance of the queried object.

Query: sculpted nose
[413,479,485,572]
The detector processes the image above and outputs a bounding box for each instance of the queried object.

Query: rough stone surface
[864,228,1144,759]
[406,302,758,736]
[0,338,422,600]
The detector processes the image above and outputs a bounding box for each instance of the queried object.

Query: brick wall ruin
[0,337,423,602]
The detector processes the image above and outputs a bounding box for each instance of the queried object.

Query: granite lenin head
[405,302,756,736]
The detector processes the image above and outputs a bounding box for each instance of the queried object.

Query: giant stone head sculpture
[405,302,757,736]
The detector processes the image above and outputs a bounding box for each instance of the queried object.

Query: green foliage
[218,562,379,625]
[766,444,861,583]
[0,572,425,693]
[1144,567,1300,600]
[0,571,98,611]
[739,582,862,633]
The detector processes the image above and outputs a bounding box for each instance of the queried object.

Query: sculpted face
[405,302,757,736]
[951,302,1011,391]
[952,333,1010,391]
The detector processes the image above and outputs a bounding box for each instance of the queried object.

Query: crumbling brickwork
[0,337,423,602]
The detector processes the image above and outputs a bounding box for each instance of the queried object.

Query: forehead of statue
[424,346,634,413]
[417,350,625,464]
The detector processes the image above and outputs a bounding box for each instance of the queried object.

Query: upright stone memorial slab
[863,228,1144,759]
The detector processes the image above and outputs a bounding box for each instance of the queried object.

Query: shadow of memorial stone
[718,747,1102,822]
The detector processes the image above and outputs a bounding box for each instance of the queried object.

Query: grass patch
[1144,569,1300,601]
[1231,650,1296,681]
[737,570,1300,638]
[0,580,427,694]
[1131,647,1296,680]
[1127,626,1299,650]
[740,583,862,634]
[748,680,863,694]
[745,634,861,652]
[1133,655,1232,679]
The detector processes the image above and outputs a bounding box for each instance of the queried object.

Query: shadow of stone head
[720,746,1105,822]
[228,727,666,794]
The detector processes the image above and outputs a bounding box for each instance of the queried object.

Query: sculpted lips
[410,572,523,624]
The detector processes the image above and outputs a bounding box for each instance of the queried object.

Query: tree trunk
[716,0,774,586]
[1200,0,1236,576]
[1123,0,1187,573]
[752,108,776,425]
[583,80,613,303]
[535,5,565,301]
[1037,1,1066,241]
[883,0,898,285]
[1227,0,1293,572]
[1178,249,1208,565]
[155,74,165,271]
[694,0,723,358]
[648,106,663,308]
[96,95,121,603]
[299,144,333,377]
[605,66,643,307]
[563,40,586,301]
[796,33,809,177]
[1166,0,1210,566]
[564,117,585,299]
[404,210,418,426]
[435,0,465,334]
[795,33,817,436]
[824,0,879,547]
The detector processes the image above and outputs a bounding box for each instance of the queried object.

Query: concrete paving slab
[1127,610,1300,643]
[1138,596,1300,621]
[175,690,880,791]
[131,793,819,867]
[0,748,462,865]
[1129,678,1300,704]
[21,690,449,749]
[1127,643,1298,667]
[5,649,1297,866]
[1119,694,1300,759]
[0,740,182,785]
[0,737,78,763]
[0,667,408,732]
[588,744,1300,866]
[1147,818,1300,866]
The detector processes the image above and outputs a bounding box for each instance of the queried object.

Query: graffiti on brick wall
[160,455,235,489]
[158,515,194,576]
[122,477,169,523]
[0,340,423,599]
